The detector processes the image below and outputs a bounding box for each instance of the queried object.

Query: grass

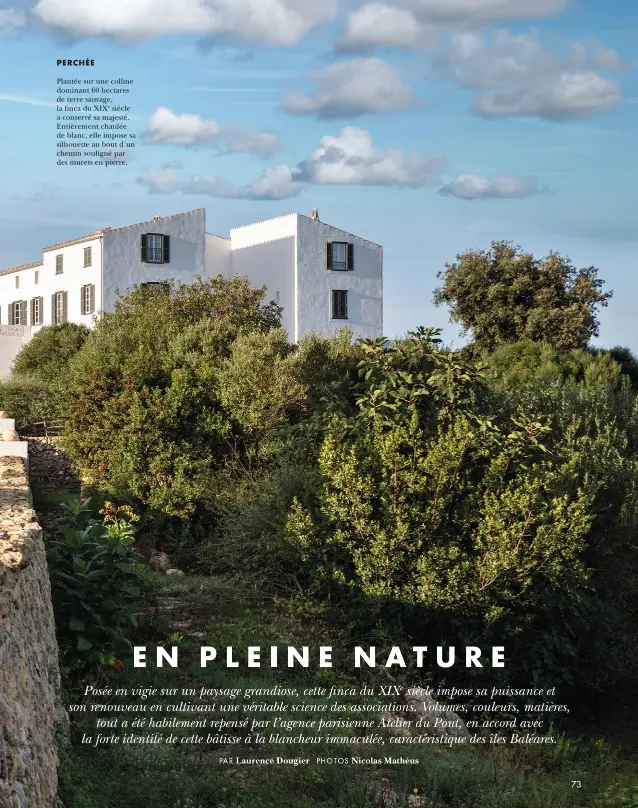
[57,573,638,808]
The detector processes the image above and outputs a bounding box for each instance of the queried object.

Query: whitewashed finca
[0,209,383,375]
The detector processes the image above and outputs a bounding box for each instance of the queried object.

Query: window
[55,254,63,274]
[140,281,169,291]
[141,233,170,264]
[31,297,43,326]
[52,291,67,325]
[34,270,39,285]
[331,290,348,320]
[327,241,353,271]
[9,300,27,325]
[15,275,19,289]
[84,246,92,267]
[80,284,95,315]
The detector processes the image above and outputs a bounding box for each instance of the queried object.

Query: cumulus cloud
[0,8,27,32]
[138,165,305,200]
[280,58,414,118]
[137,126,445,200]
[438,173,544,199]
[339,0,568,49]
[338,4,427,50]
[31,0,336,45]
[136,167,182,194]
[301,126,445,186]
[143,107,278,157]
[439,30,624,120]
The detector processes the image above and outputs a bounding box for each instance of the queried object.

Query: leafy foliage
[433,240,612,352]
[12,322,90,384]
[60,277,284,516]
[49,498,145,674]
[0,374,57,427]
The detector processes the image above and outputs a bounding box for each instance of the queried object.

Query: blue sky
[0,0,636,346]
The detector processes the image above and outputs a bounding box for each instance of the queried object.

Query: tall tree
[433,240,612,352]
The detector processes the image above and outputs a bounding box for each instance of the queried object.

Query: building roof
[42,231,106,253]
[0,260,43,278]
[0,209,205,277]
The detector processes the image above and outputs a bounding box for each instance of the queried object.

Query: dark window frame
[331,289,348,320]
[141,233,171,264]
[327,241,354,271]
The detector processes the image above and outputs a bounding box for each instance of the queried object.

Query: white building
[0,208,383,376]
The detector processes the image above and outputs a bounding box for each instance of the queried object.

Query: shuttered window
[52,291,68,325]
[141,233,170,264]
[326,242,354,271]
[9,300,27,325]
[84,246,92,267]
[81,284,95,315]
[55,254,64,274]
[31,297,43,325]
[331,290,348,320]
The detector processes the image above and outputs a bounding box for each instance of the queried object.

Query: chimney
[311,208,319,221]
[154,215,162,220]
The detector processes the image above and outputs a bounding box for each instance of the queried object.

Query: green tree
[285,331,638,693]
[433,241,612,352]
[12,322,90,384]
[60,276,287,516]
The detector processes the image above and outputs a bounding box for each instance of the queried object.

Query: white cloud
[143,107,278,157]
[247,166,305,199]
[137,126,445,200]
[0,92,55,108]
[32,0,336,45]
[438,173,543,199]
[339,0,568,49]
[302,126,445,186]
[338,4,427,50]
[400,0,568,23]
[136,167,181,194]
[439,30,624,120]
[280,58,414,118]
[138,165,306,200]
[0,8,27,32]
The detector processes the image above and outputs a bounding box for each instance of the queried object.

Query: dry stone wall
[0,456,62,807]
[26,438,80,494]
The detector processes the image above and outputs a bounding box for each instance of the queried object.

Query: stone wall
[0,456,62,807]
[26,438,80,494]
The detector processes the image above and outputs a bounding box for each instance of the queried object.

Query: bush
[280,331,638,697]
[0,374,57,427]
[49,498,145,674]
[60,277,287,516]
[12,322,90,384]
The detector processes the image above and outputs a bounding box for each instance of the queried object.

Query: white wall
[0,235,102,332]
[102,209,206,312]
[41,236,103,328]
[229,215,297,340]
[296,215,383,342]
[205,233,231,279]
[0,325,32,378]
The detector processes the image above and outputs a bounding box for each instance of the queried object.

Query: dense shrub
[277,333,638,695]
[49,498,145,674]
[0,374,57,427]
[12,322,90,384]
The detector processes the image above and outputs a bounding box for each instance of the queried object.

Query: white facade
[0,208,383,370]
[0,325,32,378]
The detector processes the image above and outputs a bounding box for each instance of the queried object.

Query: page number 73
[572,781,582,789]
